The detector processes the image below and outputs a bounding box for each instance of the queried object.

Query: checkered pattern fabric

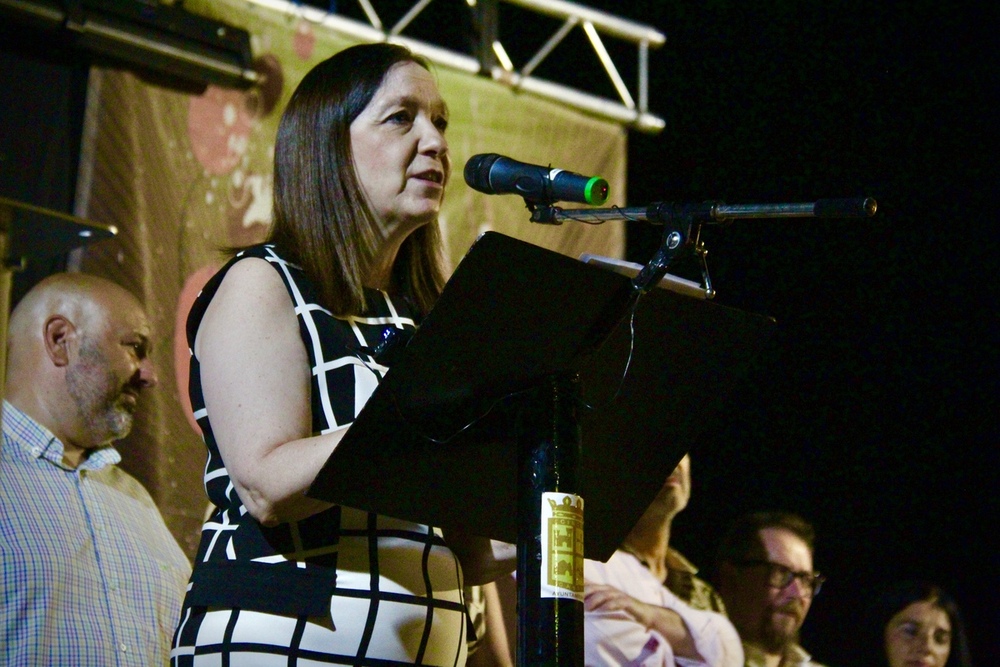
[172,245,467,665]
[1,401,191,666]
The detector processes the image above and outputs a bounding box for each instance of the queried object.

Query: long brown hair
[870,581,973,667]
[269,43,446,316]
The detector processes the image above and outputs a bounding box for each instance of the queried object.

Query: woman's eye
[933,630,951,646]
[388,110,412,124]
[434,116,449,132]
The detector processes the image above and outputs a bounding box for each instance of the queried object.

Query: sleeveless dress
[171,244,468,666]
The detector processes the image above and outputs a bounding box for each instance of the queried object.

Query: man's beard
[757,599,805,654]
[66,338,135,445]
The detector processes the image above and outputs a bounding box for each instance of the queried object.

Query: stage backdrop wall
[72,0,627,555]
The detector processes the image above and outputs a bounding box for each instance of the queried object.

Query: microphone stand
[529,197,876,224]
[509,195,875,666]
[530,197,876,295]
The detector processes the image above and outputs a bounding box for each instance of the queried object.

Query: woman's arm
[445,533,517,586]
[195,258,344,526]
[467,581,515,667]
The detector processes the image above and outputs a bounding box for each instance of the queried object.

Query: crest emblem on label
[540,492,584,600]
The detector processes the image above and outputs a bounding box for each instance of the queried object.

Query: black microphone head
[463,153,609,205]
[464,153,502,194]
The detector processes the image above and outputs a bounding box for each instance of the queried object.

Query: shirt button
[119,644,128,652]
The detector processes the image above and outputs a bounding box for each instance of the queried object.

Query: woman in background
[874,581,972,667]
[172,43,509,665]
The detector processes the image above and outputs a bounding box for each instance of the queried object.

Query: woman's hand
[444,531,517,586]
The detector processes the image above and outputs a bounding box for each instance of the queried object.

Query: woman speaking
[172,43,504,665]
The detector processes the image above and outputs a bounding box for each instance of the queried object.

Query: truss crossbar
[581,20,634,109]
[242,0,665,133]
[357,0,383,30]
[520,16,576,78]
[503,0,664,46]
[390,0,433,36]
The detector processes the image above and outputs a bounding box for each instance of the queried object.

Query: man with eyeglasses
[715,512,828,667]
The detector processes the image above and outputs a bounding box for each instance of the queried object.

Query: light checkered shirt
[1,400,191,666]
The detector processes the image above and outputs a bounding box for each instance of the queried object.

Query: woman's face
[349,60,450,242]
[884,600,952,667]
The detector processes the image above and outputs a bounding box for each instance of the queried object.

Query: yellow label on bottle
[540,492,584,600]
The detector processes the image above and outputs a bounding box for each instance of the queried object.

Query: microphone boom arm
[529,197,877,225]
[529,196,877,299]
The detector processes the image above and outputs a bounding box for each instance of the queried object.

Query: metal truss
[246,0,665,133]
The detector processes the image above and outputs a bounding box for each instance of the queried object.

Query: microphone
[464,153,609,206]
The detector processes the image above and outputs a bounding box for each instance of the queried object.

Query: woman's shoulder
[210,254,295,318]
[188,246,300,349]
[194,245,297,312]
[218,254,286,298]
[225,243,301,277]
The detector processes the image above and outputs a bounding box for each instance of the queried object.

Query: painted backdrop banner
[74,0,628,555]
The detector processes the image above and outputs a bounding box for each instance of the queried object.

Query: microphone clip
[527,202,564,225]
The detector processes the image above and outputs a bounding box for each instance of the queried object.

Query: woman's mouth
[411,169,444,185]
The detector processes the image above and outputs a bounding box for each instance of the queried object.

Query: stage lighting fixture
[0,0,257,90]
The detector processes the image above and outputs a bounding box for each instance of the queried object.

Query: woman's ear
[43,315,75,367]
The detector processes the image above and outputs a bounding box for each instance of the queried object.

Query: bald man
[1,273,191,666]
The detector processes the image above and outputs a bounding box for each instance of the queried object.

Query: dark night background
[492,0,999,663]
[3,0,997,664]
[574,2,999,664]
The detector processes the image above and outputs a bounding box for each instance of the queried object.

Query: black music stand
[308,231,774,665]
[0,196,116,406]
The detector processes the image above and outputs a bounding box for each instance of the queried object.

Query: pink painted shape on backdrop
[188,86,254,175]
[226,172,272,248]
[293,21,316,60]
[174,264,223,437]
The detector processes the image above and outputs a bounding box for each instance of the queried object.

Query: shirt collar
[663,546,699,575]
[2,400,122,471]
[743,642,815,667]
[784,643,814,665]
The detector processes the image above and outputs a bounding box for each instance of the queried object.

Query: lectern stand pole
[304,231,780,665]
[516,372,585,666]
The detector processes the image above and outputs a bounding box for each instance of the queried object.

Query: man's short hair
[716,511,816,565]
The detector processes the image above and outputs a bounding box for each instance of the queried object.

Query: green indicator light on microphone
[584,177,610,206]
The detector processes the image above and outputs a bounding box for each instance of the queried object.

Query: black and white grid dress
[171,244,468,666]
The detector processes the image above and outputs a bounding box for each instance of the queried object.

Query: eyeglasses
[736,560,826,597]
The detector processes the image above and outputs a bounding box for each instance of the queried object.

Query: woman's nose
[419,120,448,156]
